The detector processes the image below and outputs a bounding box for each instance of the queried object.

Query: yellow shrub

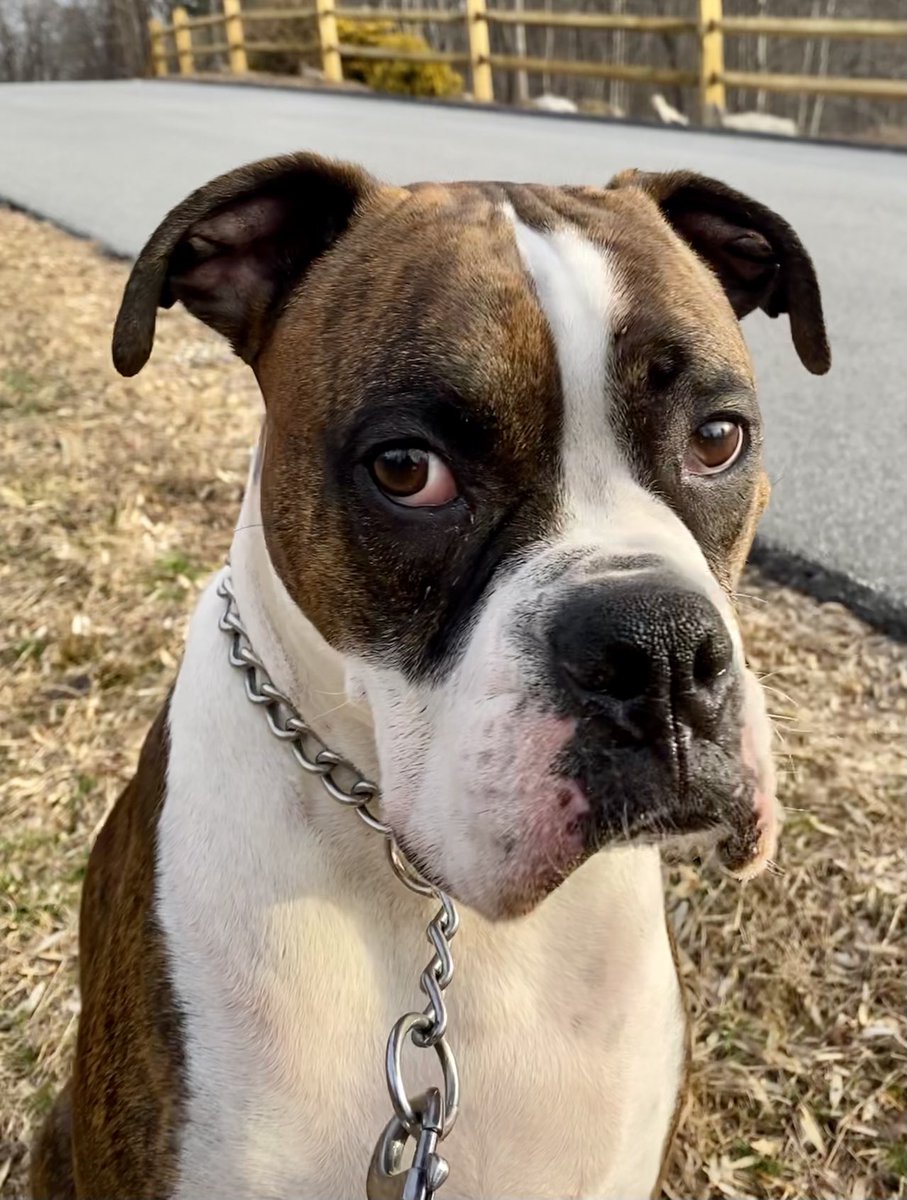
[337,18,463,98]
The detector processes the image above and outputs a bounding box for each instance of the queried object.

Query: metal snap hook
[366,1089,450,1200]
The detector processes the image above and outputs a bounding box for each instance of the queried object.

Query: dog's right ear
[112,153,376,377]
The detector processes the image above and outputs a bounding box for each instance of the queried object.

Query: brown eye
[370,447,458,507]
[686,418,744,476]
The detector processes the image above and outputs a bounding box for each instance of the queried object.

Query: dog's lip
[722,779,780,880]
[627,771,777,879]
[570,747,774,872]
[729,713,780,879]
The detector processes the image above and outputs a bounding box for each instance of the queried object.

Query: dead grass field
[1,206,905,1199]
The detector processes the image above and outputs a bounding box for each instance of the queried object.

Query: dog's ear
[610,168,830,375]
[112,153,376,377]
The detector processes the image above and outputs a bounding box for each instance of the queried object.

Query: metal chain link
[216,572,460,1199]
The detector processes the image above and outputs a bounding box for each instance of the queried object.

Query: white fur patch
[507,209,779,868]
[512,219,622,522]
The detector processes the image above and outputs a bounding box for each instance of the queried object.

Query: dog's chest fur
[157,574,684,1199]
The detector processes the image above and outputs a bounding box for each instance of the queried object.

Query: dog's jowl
[32,154,829,1200]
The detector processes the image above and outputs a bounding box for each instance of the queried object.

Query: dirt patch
[1,206,905,1199]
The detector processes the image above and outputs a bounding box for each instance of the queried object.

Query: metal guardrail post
[698,0,726,118]
[172,6,195,75]
[466,0,494,103]
[315,0,344,83]
[223,0,249,74]
[148,18,168,76]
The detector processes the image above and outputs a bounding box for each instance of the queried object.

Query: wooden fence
[148,0,907,117]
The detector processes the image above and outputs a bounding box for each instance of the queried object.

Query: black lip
[558,730,759,862]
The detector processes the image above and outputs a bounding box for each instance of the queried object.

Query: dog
[31,152,829,1200]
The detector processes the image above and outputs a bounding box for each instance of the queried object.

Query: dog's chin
[391,824,585,922]
[452,870,586,923]
[485,854,591,921]
[503,781,775,919]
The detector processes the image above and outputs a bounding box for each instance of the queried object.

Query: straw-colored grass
[1,206,904,1199]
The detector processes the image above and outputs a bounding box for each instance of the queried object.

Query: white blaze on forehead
[508,212,624,522]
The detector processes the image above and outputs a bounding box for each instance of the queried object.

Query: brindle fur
[32,703,185,1199]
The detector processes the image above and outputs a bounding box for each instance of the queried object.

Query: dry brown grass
[1,206,905,1200]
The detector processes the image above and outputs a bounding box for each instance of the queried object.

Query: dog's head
[114,153,828,918]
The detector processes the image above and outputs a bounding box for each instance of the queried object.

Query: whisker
[772,724,790,749]
[732,590,768,607]
[755,667,798,684]
[311,698,353,722]
[759,682,799,707]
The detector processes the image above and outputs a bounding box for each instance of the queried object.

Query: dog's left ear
[610,168,830,375]
[113,152,377,377]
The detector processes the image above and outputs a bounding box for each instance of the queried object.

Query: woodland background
[1,0,905,141]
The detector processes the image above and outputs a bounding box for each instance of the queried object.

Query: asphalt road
[1,80,904,632]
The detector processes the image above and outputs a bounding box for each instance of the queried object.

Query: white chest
[157,584,685,1200]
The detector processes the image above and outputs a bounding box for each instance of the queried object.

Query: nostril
[560,642,653,705]
[605,643,654,701]
[692,631,733,689]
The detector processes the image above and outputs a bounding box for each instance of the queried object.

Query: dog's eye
[685,418,744,476]
[370,446,459,507]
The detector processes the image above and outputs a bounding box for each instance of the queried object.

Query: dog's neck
[226,448,388,882]
[230,449,379,773]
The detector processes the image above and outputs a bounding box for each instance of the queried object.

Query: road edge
[151,75,907,158]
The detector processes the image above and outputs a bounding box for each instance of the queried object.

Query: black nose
[550,580,734,742]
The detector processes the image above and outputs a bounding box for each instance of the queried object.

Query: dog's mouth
[566,740,772,866]
[382,697,778,920]
[587,776,763,871]
[396,761,773,921]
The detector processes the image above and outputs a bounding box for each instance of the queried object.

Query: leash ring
[386,1013,460,1139]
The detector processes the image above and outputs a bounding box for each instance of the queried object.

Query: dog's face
[115,155,829,918]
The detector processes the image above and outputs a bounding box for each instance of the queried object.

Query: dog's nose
[550,580,734,741]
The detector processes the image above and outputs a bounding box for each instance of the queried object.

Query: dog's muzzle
[545,574,760,866]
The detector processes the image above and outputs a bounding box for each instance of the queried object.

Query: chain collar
[216,572,460,1200]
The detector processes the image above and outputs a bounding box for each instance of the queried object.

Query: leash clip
[366,1089,450,1200]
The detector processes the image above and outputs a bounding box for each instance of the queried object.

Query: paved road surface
[1,80,904,632]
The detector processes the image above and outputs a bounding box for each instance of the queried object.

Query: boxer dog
[32,153,828,1200]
